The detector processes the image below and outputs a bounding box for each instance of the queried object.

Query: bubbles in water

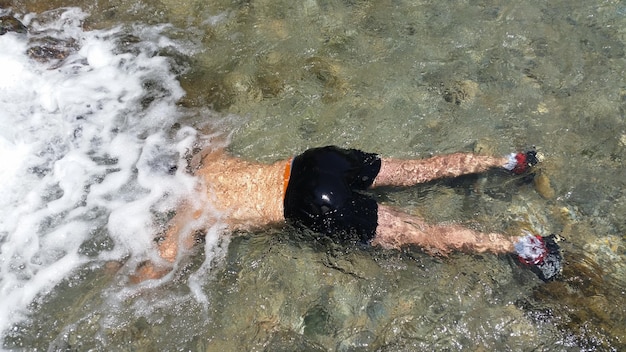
[0,7,223,341]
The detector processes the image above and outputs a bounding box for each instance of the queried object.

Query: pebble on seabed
[533,173,555,199]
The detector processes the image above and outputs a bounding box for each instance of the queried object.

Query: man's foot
[514,233,563,281]
[504,150,540,174]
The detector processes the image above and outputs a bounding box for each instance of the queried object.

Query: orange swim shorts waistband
[282,157,293,200]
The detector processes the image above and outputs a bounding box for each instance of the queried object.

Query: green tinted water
[5,0,626,350]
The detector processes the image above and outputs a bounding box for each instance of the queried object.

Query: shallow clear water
[1,0,625,351]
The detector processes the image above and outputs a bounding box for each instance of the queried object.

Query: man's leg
[373,205,563,281]
[372,205,515,255]
[372,151,536,187]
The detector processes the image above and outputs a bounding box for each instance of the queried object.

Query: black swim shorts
[283,146,381,244]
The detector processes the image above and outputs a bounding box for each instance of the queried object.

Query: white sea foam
[0,8,225,343]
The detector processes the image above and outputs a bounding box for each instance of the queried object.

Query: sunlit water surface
[1,0,625,351]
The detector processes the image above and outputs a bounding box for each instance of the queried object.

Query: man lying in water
[133,146,562,283]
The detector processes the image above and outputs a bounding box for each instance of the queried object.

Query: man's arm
[156,203,209,262]
[130,201,210,283]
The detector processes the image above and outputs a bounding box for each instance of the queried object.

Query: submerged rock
[1,14,79,66]
[0,15,27,35]
[442,80,479,105]
[27,36,79,64]
[533,173,556,199]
